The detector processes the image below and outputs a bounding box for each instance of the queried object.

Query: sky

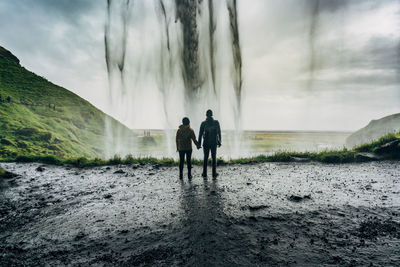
[0,0,399,131]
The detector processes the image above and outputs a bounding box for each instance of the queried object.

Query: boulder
[291,156,310,162]
[36,166,45,172]
[288,195,311,202]
[355,152,383,161]
[375,140,400,154]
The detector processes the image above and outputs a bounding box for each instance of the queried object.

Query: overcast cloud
[0,0,399,131]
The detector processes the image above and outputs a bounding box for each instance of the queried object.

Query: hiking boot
[188,174,193,180]
[202,173,207,178]
[179,173,183,180]
[212,173,219,178]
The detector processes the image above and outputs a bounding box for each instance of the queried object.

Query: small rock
[35,166,45,172]
[291,157,310,162]
[249,216,258,222]
[153,164,162,169]
[375,140,400,154]
[248,205,269,211]
[114,169,125,174]
[288,195,311,202]
[356,152,382,161]
[74,232,86,241]
[104,194,112,199]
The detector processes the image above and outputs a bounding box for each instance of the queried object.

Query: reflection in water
[179,178,252,265]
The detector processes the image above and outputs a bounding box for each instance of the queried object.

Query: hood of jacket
[179,124,191,131]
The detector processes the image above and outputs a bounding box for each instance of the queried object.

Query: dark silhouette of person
[176,117,200,179]
[198,109,221,178]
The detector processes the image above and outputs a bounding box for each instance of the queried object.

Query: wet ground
[0,161,399,266]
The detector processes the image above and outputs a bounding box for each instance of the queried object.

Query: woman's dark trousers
[179,150,192,178]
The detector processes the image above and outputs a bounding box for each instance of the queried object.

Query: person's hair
[206,109,213,117]
[182,117,190,126]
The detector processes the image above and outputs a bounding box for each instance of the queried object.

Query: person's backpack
[204,120,219,146]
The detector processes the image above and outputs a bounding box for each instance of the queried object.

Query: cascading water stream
[104,0,244,158]
[227,0,243,156]
[308,0,320,90]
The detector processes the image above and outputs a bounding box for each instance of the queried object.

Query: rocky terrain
[0,162,399,266]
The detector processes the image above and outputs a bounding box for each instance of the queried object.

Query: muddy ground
[0,161,399,266]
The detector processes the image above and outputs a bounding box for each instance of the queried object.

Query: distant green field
[241,131,351,152]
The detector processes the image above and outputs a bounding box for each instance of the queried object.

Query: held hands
[196,144,201,150]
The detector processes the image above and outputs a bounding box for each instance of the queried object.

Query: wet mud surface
[1,161,399,266]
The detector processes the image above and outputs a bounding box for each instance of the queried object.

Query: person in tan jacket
[176,117,200,179]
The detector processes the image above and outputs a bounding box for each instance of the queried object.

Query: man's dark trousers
[203,145,217,176]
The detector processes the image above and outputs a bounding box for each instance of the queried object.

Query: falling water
[308,0,319,90]
[156,0,174,155]
[227,0,243,156]
[208,0,217,95]
[104,0,134,157]
[175,0,202,103]
[227,0,243,122]
[104,0,245,158]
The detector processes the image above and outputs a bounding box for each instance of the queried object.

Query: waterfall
[308,0,320,90]
[104,0,244,158]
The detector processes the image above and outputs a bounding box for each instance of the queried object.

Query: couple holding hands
[176,109,221,180]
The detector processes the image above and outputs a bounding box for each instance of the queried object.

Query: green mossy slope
[0,46,131,159]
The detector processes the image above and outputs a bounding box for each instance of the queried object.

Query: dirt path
[1,161,399,266]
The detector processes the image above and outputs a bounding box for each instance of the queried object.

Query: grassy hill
[346,113,400,148]
[0,46,133,159]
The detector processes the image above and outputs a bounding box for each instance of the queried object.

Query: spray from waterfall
[104,0,112,84]
[175,0,202,104]
[227,0,243,127]
[104,0,245,158]
[308,0,320,90]
[208,0,217,95]
[227,0,243,157]
[159,0,171,52]
[105,0,132,94]
[104,0,133,158]
[156,0,174,155]
[119,0,131,89]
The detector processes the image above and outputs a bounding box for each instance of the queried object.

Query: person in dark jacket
[198,109,221,178]
[176,117,200,179]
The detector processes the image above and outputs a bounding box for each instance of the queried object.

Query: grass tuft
[354,133,399,152]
